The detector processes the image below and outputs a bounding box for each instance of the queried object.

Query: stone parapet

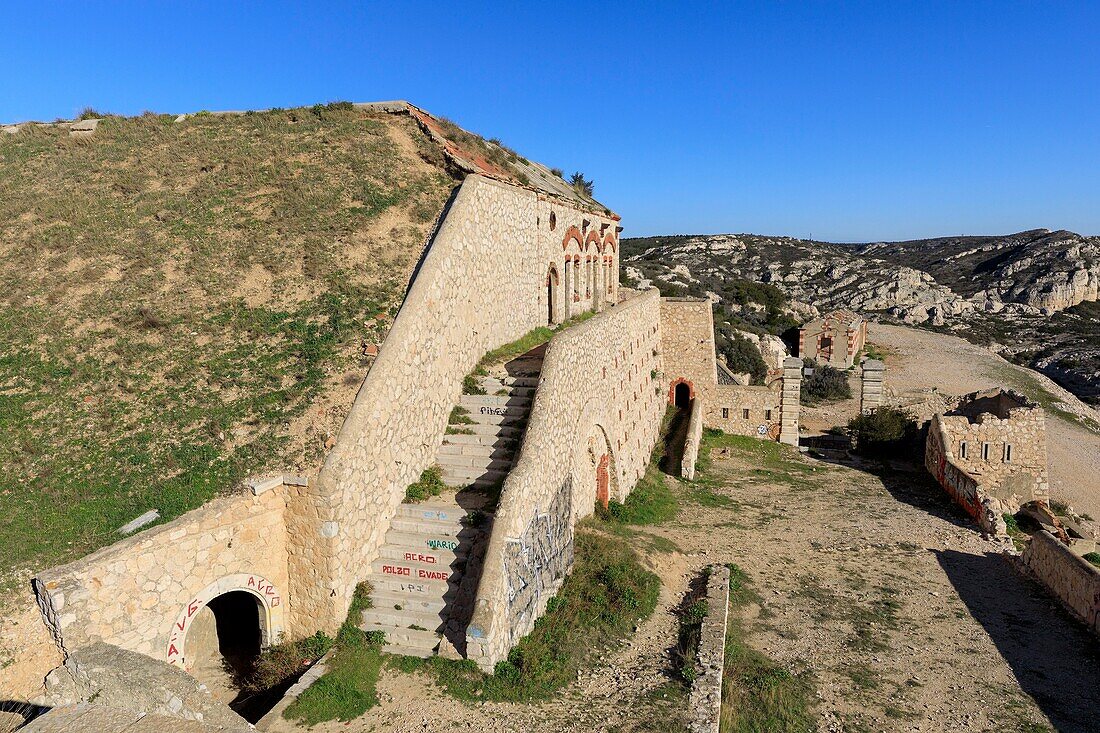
[682,397,704,480]
[690,565,730,733]
[466,290,665,669]
[1022,530,1100,634]
[860,358,885,414]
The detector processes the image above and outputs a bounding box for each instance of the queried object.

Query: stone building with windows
[925,388,1049,535]
[798,309,866,369]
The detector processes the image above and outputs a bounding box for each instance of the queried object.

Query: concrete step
[480,374,539,386]
[370,573,455,597]
[441,466,508,486]
[388,516,466,537]
[435,453,513,471]
[383,643,434,659]
[477,381,536,398]
[458,394,532,409]
[371,556,457,581]
[361,606,444,631]
[369,589,452,615]
[382,530,471,557]
[377,541,467,566]
[445,423,523,438]
[437,442,515,459]
[362,621,440,652]
[460,410,528,427]
[394,502,469,523]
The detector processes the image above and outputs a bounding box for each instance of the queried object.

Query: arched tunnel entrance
[186,591,263,704]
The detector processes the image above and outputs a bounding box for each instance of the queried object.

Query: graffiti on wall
[503,478,574,639]
[165,573,283,669]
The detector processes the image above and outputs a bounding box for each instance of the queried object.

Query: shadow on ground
[935,549,1100,732]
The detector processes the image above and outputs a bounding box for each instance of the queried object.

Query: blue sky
[3,1,1097,241]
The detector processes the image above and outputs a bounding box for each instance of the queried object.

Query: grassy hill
[0,104,466,584]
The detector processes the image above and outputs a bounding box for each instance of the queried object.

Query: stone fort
[5,102,806,710]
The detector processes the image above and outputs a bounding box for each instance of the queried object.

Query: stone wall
[860,359,885,414]
[1022,530,1100,634]
[925,389,1049,535]
[33,482,295,671]
[682,397,704,480]
[690,565,730,733]
[465,290,665,668]
[0,596,63,699]
[659,298,801,444]
[292,174,622,633]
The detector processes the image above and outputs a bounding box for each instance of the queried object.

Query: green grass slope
[0,104,458,584]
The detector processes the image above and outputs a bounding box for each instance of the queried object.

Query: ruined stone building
[659,298,802,445]
[925,388,1049,535]
[798,309,866,369]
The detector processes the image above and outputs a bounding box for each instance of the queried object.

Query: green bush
[801,359,852,404]
[717,333,768,385]
[240,631,334,693]
[1083,552,1100,568]
[847,406,918,456]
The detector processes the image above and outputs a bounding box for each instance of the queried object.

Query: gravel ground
[269,325,1100,733]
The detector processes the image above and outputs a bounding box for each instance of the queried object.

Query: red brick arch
[584,229,602,251]
[668,377,695,405]
[602,233,617,252]
[562,226,583,251]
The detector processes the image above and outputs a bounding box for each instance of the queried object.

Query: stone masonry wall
[466,290,665,668]
[925,392,1049,537]
[32,484,293,671]
[1022,530,1100,635]
[659,298,800,443]
[860,359,885,414]
[292,174,621,632]
[690,565,731,733]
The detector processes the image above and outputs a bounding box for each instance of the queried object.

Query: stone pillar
[860,359,885,414]
[778,357,802,446]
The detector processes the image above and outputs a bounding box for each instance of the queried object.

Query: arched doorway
[186,591,263,691]
[674,382,691,408]
[546,266,560,325]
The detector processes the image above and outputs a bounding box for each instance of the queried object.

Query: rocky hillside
[622,231,1100,404]
[0,102,601,582]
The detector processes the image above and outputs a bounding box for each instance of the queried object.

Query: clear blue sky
[3,1,1098,241]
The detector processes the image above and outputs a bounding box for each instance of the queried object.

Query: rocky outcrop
[623,230,1100,405]
[34,643,249,730]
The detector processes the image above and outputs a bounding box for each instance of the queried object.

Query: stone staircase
[360,344,545,658]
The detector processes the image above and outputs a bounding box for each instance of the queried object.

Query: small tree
[570,172,594,197]
[848,406,918,456]
[717,332,768,385]
[801,359,852,404]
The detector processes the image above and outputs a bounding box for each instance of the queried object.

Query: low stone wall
[682,397,704,480]
[925,414,1003,534]
[1022,530,1100,634]
[690,565,730,733]
[465,290,665,668]
[860,359,885,413]
[33,482,295,670]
